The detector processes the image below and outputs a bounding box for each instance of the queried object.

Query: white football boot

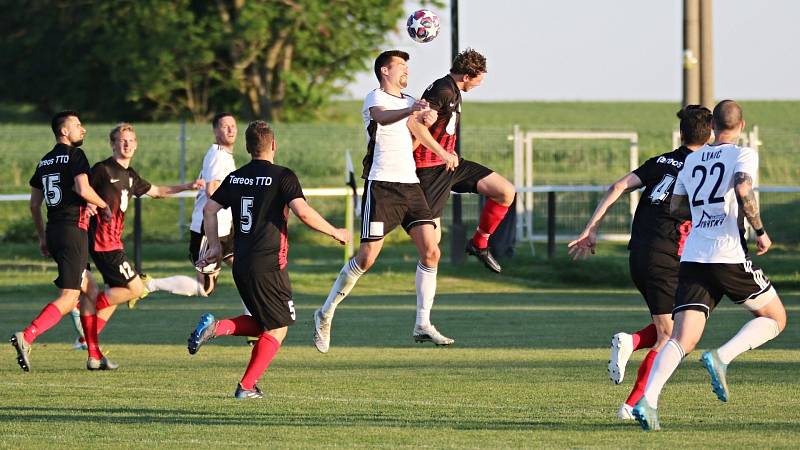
[608,332,634,384]
[313,308,332,353]
[413,324,454,346]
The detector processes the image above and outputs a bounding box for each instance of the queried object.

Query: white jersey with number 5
[674,143,758,264]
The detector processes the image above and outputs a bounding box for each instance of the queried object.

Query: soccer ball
[407,9,440,43]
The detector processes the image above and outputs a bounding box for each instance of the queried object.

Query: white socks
[643,339,685,408]
[321,259,365,319]
[717,317,781,364]
[148,276,205,297]
[415,262,437,328]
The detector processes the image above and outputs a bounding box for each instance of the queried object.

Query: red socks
[216,315,263,337]
[80,315,103,360]
[240,333,281,390]
[95,292,112,311]
[625,350,658,407]
[472,199,510,249]
[631,323,657,351]
[23,303,63,344]
[96,317,108,335]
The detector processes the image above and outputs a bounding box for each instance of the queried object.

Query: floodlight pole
[450,0,466,265]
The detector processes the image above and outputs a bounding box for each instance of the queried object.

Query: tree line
[1,0,404,122]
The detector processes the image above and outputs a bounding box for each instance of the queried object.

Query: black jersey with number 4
[28,143,91,230]
[90,157,152,252]
[210,160,305,272]
[629,146,692,255]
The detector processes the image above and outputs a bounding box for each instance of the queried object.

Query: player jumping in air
[313,50,457,353]
[414,48,516,273]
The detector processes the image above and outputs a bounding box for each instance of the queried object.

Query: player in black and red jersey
[10,111,112,372]
[84,122,203,368]
[568,105,713,420]
[413,48,515,273]
[188,120,349,399]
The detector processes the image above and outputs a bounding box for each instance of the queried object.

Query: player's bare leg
[409,223,452,346]
[468,172,514,273]
[314,241,380,353]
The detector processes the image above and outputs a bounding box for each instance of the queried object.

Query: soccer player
[568,105,713,420]
[312,50,459,353]
[10,110,112,372]
[414,48,515,273]
[85,123,202,368]
[187,120,349,399]
[632,100,788,431]
[143,113,238,298]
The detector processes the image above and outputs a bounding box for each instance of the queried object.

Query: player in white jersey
[632,100,787,431]
[312,50,459,353]
[136,113,238,300]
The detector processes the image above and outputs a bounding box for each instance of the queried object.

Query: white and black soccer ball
[406,9,440,43]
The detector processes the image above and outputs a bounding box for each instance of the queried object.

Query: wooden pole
[683,0,701,106]
[700,0,714,109]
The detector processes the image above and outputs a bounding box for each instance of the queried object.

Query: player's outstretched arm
[288,198,350,245]
[369,101,428,126]
[73,173,112,222]
[734,171,771,255]
[146,179,205,198]
[29,187,48,256]
[198,199,224,267]
[568,172,642,260]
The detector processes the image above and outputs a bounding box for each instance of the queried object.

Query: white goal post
[510,127,639,243]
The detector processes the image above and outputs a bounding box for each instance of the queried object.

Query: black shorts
[674,260,774,317]
[629,248,680,316]
[46,224,88,290]
[416,159,494,218]
[360,180,435,241]
[189,226,234,265]
[90,249,138,288]
[232,267,295,330]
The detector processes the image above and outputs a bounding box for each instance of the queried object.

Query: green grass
[1,241,799,447]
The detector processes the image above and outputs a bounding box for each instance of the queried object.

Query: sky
[346,0,800,101]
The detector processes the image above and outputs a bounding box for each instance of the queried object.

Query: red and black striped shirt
[414,75,461,168]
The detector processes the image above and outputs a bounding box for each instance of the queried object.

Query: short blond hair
[109,122,136,144]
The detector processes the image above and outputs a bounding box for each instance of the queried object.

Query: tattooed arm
[734,171,771,255]
[669,194,692,220]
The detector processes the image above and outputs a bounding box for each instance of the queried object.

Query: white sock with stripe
[321,259,365,319]
[642,339,685,408]
[415,262,438,328]
[716,317,781,364]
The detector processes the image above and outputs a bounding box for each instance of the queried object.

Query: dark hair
[677,105,713,146]
[212,112,235,129]
[712,99,743,131]
[51,110,80,136]
[374,50,409,82]
[451,48,486,77]
[245,120,274,155]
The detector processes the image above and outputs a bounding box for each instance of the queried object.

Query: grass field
[1,241,799,448]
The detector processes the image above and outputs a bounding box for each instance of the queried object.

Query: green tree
[0,0,406,122]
